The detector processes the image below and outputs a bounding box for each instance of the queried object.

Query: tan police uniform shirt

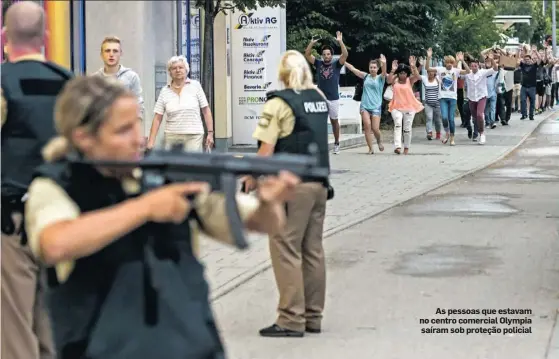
[1,53,47,127]
[252,97,296,144]
[25,177,262,283]
[252,88,327,144]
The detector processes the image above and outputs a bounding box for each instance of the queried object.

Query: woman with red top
[387,57,424,154]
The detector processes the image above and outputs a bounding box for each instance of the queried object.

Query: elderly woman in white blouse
[146,55,214,152]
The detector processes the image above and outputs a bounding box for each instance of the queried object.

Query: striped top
[154,79,209,135]
[421,75,439,107]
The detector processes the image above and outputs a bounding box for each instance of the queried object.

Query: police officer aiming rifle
[1,2,73,357]
[23,75,301,359]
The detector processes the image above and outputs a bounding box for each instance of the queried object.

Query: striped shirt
[154,79,208,134]
[421,75,439,107]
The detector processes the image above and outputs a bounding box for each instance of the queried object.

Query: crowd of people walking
[313,37,558,153]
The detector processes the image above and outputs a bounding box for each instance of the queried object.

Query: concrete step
[229,134,366,154]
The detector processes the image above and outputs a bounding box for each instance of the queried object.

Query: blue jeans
[484,96,496,126]
[520,86,536,118]
[439,98,457,135]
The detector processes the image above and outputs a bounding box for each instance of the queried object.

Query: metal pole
[553,0,557,56]
[176,1,182,55]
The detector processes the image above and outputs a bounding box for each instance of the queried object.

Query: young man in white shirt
[496,61,515,125]
[464,54,498,145]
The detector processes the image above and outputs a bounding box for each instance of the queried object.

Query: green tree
[286,0,491,64]
[345,0,448,56]
[285,0,338,55]
[194,0,284,122]
[437,5,501,58]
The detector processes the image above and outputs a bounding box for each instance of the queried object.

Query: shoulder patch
[258,115,272,128]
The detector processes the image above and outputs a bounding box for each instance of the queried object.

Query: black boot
[259,324,304,338]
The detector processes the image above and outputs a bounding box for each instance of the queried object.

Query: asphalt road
[212,117,559,359]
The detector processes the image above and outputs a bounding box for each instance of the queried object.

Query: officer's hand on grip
[241,176,257,193]
[256,171,300,203]
[140,182,210,224]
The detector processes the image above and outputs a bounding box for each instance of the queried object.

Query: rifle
[67,144,330,250]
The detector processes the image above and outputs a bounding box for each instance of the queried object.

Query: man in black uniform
[243,50,332,337]
[1,2,74,358]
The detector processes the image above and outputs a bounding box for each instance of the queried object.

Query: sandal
[394,148,401,154]
[378,143,385,152]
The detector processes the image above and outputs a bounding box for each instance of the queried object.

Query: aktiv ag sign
[235,13,278,29]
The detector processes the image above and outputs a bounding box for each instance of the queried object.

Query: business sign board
[230,6,284,145]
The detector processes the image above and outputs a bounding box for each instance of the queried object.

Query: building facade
[3,0,286,150]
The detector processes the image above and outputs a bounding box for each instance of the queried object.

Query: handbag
[353,74,368,101]
[383,85,393,101]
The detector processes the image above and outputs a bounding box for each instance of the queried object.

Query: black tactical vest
[1,60,73,199]
[34,162,225,359]
[264,89,330,184]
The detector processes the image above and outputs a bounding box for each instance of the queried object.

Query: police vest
[34,162,225,359]
[264,89,330,184]
[1,60,73,198]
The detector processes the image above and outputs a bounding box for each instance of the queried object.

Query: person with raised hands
[425,48,470,146]
[344,54,387,154]
[386,56,424,154]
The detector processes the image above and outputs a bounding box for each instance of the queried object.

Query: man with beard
[304,31,348,154]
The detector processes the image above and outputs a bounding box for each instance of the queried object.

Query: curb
[229,135,367,154]
[210,112,556,301]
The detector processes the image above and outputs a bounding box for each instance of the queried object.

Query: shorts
[326,99,340,119]
[360,106,382,117]
[536,81,545,96]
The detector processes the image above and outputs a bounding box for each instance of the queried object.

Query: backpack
[353,74,368,101]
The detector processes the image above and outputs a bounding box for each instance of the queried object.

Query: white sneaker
[333,144,340,154]
[479,133,486,145]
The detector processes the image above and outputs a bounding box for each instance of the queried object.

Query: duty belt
[1,195,27,244]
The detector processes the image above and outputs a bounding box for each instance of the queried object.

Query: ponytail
[42,136,70,163]
[278,50,315,90]
[288,66,305,91]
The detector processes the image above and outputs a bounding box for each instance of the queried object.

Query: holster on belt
[1,196,26,244]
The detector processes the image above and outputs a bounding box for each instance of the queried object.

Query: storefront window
[189,5,201,80]
[179,0,201,81]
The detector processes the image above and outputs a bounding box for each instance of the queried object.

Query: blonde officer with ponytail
[243,50,332,338]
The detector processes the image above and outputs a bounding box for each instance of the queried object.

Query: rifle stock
[67,145,329,250]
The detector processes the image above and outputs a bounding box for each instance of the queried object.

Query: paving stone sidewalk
[200,111,558,300]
